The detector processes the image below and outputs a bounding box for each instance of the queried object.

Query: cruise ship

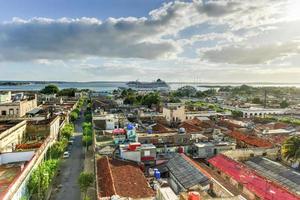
[126,79,170,91]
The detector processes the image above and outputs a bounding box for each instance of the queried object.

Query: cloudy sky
[0,0,300,82]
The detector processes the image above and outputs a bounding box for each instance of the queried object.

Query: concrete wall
[163,105,186,123]
[0,97,37,117]
[0,120,27,153]
[20,98,37,117]
[26,116,60,140]
[222,148,278,161]
[121,151,141,162]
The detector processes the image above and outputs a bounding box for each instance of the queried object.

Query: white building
[239,107,287,118]
[193,142,236,159]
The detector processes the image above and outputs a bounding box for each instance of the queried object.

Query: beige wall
[163,105,186,123]
[19,98,37,117]
[0,98,37,117]
[49,116,60,139]
[0,120,27,153]
[26,116,60,140]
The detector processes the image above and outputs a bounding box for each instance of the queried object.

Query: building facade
[0,94,37,118]
[0,120,27,153]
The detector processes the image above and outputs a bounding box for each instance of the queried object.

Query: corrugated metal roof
[246,157,300,195]
[166,154,209,189]
[26,107,41,115]
[208,154,300,200]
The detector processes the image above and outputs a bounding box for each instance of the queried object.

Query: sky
[0,0,300,82]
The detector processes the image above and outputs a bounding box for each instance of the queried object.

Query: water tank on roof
[154,170,161,179]
[179,127,186,134]
[127,123,134,130]
[188,192,200,200]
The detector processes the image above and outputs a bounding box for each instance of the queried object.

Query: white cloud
[200,41,300,64]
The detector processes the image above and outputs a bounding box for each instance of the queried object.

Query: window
[1,110,6,116]
[144,150,150,156]
[9,109,14,115]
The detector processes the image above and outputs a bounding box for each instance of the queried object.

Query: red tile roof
[227,130,273,148]
[151,123,173,133]
[274,122,289,129]
[218,120,243,130]
[97,156,154,199]
[180,122,203,133]
[208,154,300,200]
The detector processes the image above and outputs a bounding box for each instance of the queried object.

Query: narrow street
[49,110,85,200]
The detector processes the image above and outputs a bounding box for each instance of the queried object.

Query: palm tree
[281,136,300,161]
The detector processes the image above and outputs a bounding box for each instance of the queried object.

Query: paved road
[50,112,84,200]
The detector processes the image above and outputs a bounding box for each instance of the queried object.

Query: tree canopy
[61,123,74,139]
[78,172,94,199]
[58,88,78,97]
[281,136,300,161]
[40,84,59,94]
[280,100,289,108]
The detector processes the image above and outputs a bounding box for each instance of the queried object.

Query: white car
[63,151,70,158]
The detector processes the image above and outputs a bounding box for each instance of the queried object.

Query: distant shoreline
[1,80,300,85]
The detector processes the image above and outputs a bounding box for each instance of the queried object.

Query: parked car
[68,140,74,145]
[63,151,70,158]
[70,136,75,140]
[67,145,72,151]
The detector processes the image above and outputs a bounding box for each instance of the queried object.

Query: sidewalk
[83,146,96,200]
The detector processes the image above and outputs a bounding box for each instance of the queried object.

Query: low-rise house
[138,132,194,147]
[208,154,300,200]
[163,103,186,124]
[26,116,60,140]
[96,156,155,199]
[0,136,56,200]
[119,143,156,165]
[93,113,127,131]
[0,91,12,104]
[226,130,273,148]
[0,93,37,118]
[166,154,210,194]
[193,142,236,159]
[0,120,27,153]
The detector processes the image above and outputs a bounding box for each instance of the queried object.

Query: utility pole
[264,89,267,108]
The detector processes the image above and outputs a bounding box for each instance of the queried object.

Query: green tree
[281,136,300,161]
[82,135,93,149]
[27,159,59,200]
[141,92,161,108]
[280,100,289,108]
[78,172,94,199]
[124,95,137,105]
[48,139,68,159]
[40,84,59,94]
[58,88,78,97]
[252,97,261,104]
[231,110,243,118]
[174,86,197,97]
[61,124,74,139]
[70,111,79,121]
